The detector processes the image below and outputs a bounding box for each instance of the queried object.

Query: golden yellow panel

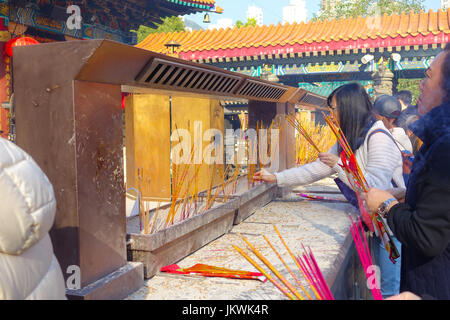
[171,96,224,195]
[125,94,172,200]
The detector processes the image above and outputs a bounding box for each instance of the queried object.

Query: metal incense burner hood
[13,39,326,299]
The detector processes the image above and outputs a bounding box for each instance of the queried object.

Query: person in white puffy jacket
[0,137,66,300]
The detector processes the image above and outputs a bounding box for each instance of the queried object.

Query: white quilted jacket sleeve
[0,138,56,255]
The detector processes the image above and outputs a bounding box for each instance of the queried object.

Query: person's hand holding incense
[318,153,339,168]
[361,188,399,213]
[253,168,277,184]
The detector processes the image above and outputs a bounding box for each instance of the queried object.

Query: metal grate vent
[237,79,287,100]
[135,58,242,95]
[298,92,327,108]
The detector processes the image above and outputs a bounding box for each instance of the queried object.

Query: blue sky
[186,0,443,28]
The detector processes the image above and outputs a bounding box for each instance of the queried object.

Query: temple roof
[1,0,216,44]
[137,9,450,60]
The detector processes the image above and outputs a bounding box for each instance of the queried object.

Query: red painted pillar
[0,18,11,139]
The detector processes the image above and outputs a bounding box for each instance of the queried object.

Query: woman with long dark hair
[254,82,404,298]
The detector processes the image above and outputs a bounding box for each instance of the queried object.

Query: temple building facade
[0,0,216,138]
[138,9,449,100]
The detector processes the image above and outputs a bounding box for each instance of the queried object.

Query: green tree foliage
[133,16,186,44]
[313,0,425,21]
[397,78,422,104]
[235,17,258,28]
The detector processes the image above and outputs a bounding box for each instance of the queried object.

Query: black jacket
[387,101,450,299]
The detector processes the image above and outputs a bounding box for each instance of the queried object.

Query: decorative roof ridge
[137,9,449,55]
[142,8,444,39]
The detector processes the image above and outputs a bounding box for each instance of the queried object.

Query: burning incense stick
[241,236,305,300]
[286,114,322,153]
[150,202,160,234]
[296,253,325,300]
[297,243,329,299]
[143,200,148,234]
[137,168,144,231]
[272,225,322,300]
[263,235,313,300]
[142,176,152,234]
[295,255,324,299]
[296,193,347,203]
[232,245,296,300]
[349,215,383,300]
[294,115,336,166]
[305,246,334,300]
[323,112,368,192]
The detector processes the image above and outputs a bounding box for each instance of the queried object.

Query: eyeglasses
[327,101,337,111]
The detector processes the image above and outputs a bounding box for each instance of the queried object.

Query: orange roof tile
[137,9,450,59]
[182,0,215,5]
[192,0,215,4]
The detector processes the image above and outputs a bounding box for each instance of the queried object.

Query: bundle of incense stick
[137,168,144,231]
[135,169,159,234]
[207,180,221,211]
[272,225,322,300]
[349,215,383,300]
[234,237,305,300]
[232,244,297,300]
[323,112,368,192]
[143,200,150,234]
[223,164,241,202]
[173,163,202,220]
[323,112,373,227]
[219,164,236,200]
[166,144,197,225]
[294,117,336,165]
[296,193,347,203]
[247,121,259,188]
[296,244,334,300]
[161,264,267,282]
[150,202,161,234]
[323,112,400,259]
[286,114,322,153]
[259,118,285,174]
[262,235,312,300]
[233,225,334,300]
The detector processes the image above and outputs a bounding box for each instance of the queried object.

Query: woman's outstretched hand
[318,153,339,168]
[253,168,277,184]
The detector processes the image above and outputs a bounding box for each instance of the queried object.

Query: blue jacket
[387,101,450,299]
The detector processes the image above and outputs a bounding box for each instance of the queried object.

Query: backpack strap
[366,128,403,188]
[367,128,401,152]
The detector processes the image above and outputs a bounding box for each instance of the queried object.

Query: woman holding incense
[254,82,404,298]
[254,83,404,191]
[362,44,450,300]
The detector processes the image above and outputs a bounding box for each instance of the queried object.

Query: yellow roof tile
[138,9,450,56]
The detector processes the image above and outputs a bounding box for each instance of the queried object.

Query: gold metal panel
[171,96,224,194]
[125,94,171,200]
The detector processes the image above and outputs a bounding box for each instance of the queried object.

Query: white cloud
[208,18,234,30]
[282,0,307,24]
